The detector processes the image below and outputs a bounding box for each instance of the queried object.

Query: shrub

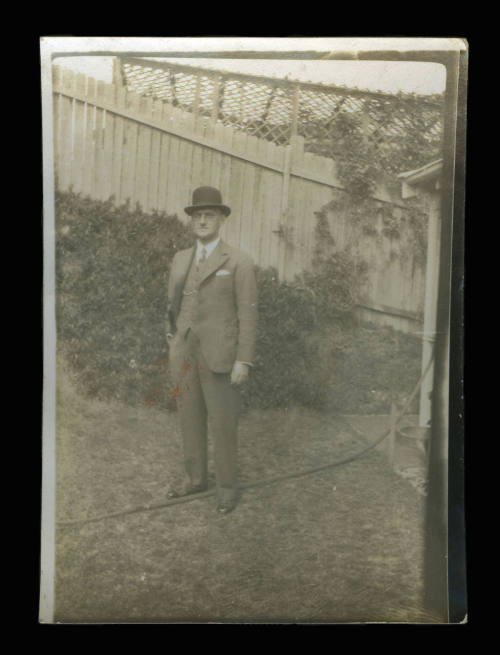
[56,191,193,407]
[242,257,360,410]
[328,324,422,414]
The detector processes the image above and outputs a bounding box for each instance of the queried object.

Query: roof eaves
[397,159,443,185]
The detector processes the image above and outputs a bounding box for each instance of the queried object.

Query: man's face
[191,207,225,243]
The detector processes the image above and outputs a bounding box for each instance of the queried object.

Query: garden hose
[57,346,435,528]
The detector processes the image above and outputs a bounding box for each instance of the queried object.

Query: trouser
[169,329,241,503]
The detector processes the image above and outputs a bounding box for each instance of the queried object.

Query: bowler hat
[184,186,231,217]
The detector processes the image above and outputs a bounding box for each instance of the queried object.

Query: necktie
[197,247,207,271]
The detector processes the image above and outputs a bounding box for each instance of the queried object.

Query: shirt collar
[196,237,220,260]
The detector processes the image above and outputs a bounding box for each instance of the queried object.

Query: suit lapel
[173,246,196,311]
[198,240,230,286]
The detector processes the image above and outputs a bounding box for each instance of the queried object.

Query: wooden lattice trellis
[118,56,444,164]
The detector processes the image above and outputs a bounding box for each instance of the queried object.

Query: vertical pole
[278,84,300,280]
[211,74,222,125]
[290,83,300,141]
[419,189,442,427]
[112,56,124,89]
[193,74,201,123]
[239,80,245,123]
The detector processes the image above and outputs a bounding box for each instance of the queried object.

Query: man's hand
[230,361,250,386]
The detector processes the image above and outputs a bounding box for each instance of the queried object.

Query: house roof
[398,159,443,185]
[398,159,443,198]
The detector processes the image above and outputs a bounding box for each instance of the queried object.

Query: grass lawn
[54,368,438,624]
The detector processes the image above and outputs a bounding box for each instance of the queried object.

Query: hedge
[55,191,421,414]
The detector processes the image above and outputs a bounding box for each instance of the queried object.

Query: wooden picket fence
[51,65,426,332]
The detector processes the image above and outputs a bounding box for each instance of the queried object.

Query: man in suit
[166,186,258,514]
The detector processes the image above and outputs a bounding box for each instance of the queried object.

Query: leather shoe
[167,483,206,499]
[216,500,237,515]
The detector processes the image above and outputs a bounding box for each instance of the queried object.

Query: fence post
[193,74,201,122]
[52,66,61,186]
[58,69,75,193]
[211,74,222,124]
[290,83,300,142]
[112,57,124,89]
[278,84,300,280]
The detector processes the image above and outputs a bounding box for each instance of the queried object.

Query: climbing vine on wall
[404,198,429,266]
[316,190,428,268]
[303,94,442,195]
[300,95,439,265]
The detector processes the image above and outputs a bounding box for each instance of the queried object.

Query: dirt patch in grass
[54,368,438,624]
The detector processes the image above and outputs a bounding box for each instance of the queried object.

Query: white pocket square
[216,269,231,276]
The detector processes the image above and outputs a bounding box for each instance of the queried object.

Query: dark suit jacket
[166,240,258,373]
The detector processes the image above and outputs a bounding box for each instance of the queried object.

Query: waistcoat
[176,254,204,336]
